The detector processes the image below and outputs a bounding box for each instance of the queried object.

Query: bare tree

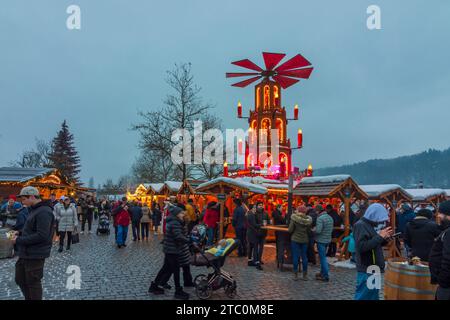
[132,150,181,183]
[11,139,52,168]
[193,113,225,180]
[132,63,221,181]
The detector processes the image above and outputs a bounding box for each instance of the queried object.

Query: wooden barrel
[0,228,14,259]
[384,258,436,300]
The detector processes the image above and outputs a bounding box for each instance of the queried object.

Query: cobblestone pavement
[0,223,381,300]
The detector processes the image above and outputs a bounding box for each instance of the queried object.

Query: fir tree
[48,120,81,184]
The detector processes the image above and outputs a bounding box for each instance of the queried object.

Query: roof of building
[0,167,55,183]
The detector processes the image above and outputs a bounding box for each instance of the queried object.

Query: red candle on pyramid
[237,102,242,118]
[298,129,303,148]
[223,162,228,177]
[294,104,299,120]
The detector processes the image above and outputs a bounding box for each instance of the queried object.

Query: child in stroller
[190,238,239,299]
[190,223,207,250]
[96,212,110,235]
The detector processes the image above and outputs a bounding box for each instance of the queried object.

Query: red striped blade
[231,76,262,87]
[226,72,260,78]
[231,59,263,72]
[272,75,300,89]
[262,52,286,70]
[275,54,311,71]
[277,67,313,79]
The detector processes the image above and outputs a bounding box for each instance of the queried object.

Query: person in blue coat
[397,203,416,256]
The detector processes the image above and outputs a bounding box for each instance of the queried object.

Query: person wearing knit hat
[353,203,393,300]
[149,203,190,300]
[429,200,450,300]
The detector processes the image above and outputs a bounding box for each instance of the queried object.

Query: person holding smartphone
[353,203,393,300]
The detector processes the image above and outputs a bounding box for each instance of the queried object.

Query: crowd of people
[2,186,450,301]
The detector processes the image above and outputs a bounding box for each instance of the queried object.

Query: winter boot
[174,287,190,300]
[148,282,164,295]
[58,245,63,253]
[302,271,308,281]
[294,272,298,281]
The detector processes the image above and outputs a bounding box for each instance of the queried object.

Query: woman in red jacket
[203,202,219,246]
[112,198,131,248]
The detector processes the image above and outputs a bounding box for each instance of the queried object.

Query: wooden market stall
[444,190,450,201]
[293,174,369,259]
[0,167,87,200]
[179,179,214,211]
[127,183,153,205]
[405,188,447,218]
[144,183,165,208]
[360,184,413,257]
[195,177,268,239]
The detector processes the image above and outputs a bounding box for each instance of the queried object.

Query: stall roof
[196,177,267,195]
[0,167,55,183]
[293,174,368,199]
[360,184,412,201]
[164,181,183,192]
[404,188,447,202]
[445,190,450,198]
[147,183,165,194]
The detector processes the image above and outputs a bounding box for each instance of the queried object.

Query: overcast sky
[1,0,449,186]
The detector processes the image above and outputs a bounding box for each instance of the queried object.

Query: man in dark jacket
[247,202,269,270]
[11,187,54,300]
[130,202,143,241]
[353,203,393,300]
[80,195,95,234]
[149,206,190,299]
[326,205,343,257]
[232,198,247,257]
[272,204,289,270]
[404,209,441,262]
[429,201,450,300]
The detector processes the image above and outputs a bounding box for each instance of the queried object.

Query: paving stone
[0,222,376,300]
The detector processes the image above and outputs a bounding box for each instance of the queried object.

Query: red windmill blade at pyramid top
[226,52,314,89]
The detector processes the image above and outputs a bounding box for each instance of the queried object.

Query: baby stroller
[190,223,207,250]
[96,213,110,235]
[191,238,239,299]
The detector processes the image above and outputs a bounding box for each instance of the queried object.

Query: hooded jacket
[163,208,190,255]
[288,213,312,244]
[404,216,441,262]
[353,203,388,273]
[15,200,55,259]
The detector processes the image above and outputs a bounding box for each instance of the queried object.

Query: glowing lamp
[238,139,243,155]
[294,104,299,120]
[237,101,242,118]
[223,162,228,177]
[297,129,303,148]
[307,164,313,177]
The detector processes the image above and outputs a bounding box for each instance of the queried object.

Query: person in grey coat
[353,203,393,300]
[54,196,78,252]
[313,205,334,282]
